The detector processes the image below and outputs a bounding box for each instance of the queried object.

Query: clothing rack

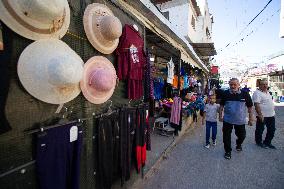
[24,120,80,135]
[3,102,149,179]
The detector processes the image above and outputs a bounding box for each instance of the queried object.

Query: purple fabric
[36,122,83,189]
[170,97,182,125]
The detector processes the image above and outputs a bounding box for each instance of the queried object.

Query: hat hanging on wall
[80,56,117,104]
[0,0,70,40]
[83,3,122,54]
[17,39,84,104]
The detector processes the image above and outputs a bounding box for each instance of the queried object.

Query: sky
[207,0,283,76]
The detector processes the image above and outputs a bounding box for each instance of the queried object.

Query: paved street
[139,106,284,189]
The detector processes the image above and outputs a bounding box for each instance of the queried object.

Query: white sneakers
[205,140,216,149]
[204,144,210,149]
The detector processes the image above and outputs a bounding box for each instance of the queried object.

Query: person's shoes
[236,145,242,152]
[212,140,217,146]
[224,152,231,160]
[256,142,268,149]
[204,144,210,149]
[267,144,276,149]
[263,143,276,149]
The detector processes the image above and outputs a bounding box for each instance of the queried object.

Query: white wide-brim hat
[0,0,70,40]
[83,3,122,54]
[80,56,117,104]
[17,39,84,104]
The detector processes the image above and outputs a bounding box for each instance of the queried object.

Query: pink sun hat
[80,56,117,104]
[83,3,122,54]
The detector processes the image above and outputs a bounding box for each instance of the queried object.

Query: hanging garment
[144,50,151,101]
[180,77,184,90]
[170,97,182,125]
[116,24,146,99]
[94,112,120,189]
[153,77,164,99]
[0,22,12,134]
[167,58,174,84]
[36,122,83,189]
[145,108,151,151]
[172,75,178,88]
[119,108,136,185]
[183,75,189,89]
[135,106,147,173]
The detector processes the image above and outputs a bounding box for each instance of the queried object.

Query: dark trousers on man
[255,116,275,145]
[223,121,246,153]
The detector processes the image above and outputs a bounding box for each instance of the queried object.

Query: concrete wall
[157,0,213,43]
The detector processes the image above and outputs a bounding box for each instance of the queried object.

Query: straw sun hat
[80,56,117,104]
[0,0,70,40]
[17,39,84,104]
[83,3,122,54]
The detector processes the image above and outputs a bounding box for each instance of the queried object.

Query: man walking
[219,78,253,160]
[252,79,276,149]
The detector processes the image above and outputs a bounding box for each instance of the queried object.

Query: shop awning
[111,0,209,73]
[189,43,217,56]
[146,28,180,59]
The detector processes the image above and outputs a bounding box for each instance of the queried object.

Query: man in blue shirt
[219,78,253,160]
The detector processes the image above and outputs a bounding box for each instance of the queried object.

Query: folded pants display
[36,122,83,189]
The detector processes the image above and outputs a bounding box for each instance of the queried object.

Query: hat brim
[0,0,70,40]
[83,3,119,54]
[80,56,117,104]
[17,39,83,104]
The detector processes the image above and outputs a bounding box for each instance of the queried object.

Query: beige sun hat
[83,3,122,54]
[0,0,70,40]
[17,39,84,104]
[80,56,117,104]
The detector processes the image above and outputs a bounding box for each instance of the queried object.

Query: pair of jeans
[205,121,217,144]
[255,116,275,145]
[222,122,246,153]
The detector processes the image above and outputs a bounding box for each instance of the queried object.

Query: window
[206,27,211,39]
[191,15,195,30]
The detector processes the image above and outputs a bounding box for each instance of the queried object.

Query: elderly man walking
[219,78,254,160]
[252,79,276,149]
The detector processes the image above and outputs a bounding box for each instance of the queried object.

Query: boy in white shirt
[252,79,276,149]
[202,96,220,148]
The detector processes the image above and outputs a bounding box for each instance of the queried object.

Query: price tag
[70,126,78,142]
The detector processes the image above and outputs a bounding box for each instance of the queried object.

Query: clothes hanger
[106,100,113,116]
[133,24,139,31]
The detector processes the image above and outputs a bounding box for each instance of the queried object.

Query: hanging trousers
[94,113,120,189]
[36,123,83,189]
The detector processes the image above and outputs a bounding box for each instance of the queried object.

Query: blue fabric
[180,67,185,75]
[153,77,164,99]
[223,100,247,125]
[36,123,83,189]
[183,75,189,89]
[206,121,217,144]
[221,90,253,125]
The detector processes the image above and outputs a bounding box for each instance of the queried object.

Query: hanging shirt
[183,75,189,89]
[116,25,146,99]
[172,75,178,88]
[167,58,174,84]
